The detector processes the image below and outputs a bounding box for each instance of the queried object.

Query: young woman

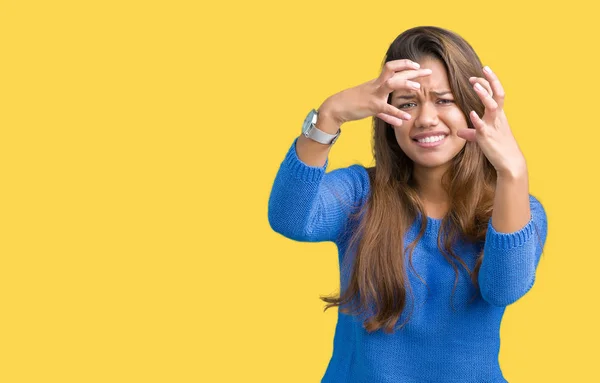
[268,26,547,383]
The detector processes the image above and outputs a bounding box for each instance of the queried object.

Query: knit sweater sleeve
[478,194,549,307]
[267,137,370,243]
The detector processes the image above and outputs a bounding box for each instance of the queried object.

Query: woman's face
[391,57,468,172]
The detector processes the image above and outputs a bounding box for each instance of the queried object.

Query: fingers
[377,113,405,127]
[377,103,412,127]
[377,68,432,97]
[456,127,477,141]
[469,77,493,97]
[468,110,486,133]
[401,68,434,81]
[472,81,499,121]
[481,66,505,110]
[378,59,422,84]
[470,66,505,111]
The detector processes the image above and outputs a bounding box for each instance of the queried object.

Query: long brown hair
[320,26,497,334]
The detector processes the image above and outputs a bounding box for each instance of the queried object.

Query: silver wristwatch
[301,109,341,145]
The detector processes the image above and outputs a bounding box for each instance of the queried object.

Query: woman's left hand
[456,66,527,178]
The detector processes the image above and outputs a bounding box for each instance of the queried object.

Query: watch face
[302,109,318,134]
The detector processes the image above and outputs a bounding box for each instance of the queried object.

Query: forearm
[491,164,530,233]
[478,164,549,307]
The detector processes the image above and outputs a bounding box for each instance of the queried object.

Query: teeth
[417,135,446,143]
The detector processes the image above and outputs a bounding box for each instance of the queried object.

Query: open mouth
[412,134,448,147]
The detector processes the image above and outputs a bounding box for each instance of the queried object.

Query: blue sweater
[268,137,548,383]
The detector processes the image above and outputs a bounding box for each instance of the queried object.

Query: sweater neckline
[414,213,443,234]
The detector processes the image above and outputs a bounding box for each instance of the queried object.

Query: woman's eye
[398,100,453,109]
[398,103,416,109]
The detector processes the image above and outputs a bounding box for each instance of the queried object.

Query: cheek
[393,127,411,147]
[392,128,417,159]
[442,109,469,130]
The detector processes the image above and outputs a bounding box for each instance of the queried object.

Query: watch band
[304,109,341,145]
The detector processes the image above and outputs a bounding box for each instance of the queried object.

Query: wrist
[496,162,528,181]
[316,104,343,135]
[318,98,344,127]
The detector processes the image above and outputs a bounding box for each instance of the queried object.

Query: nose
[414,100,439,129]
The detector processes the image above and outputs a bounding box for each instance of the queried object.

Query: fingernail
[412,62,420,68]
[408,81,420,89]
[483,66,492,74]
[474,82,484,91]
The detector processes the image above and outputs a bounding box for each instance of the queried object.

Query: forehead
[416,58,449,87]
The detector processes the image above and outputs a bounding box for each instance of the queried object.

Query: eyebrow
[394,90,452,100]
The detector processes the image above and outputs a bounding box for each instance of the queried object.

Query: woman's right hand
[321,59,433,127]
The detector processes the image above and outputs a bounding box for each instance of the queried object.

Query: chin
[415,161,451,170]
[410,153,454,169]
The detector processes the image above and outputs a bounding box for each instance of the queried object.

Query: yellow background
[1,0,597,382]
